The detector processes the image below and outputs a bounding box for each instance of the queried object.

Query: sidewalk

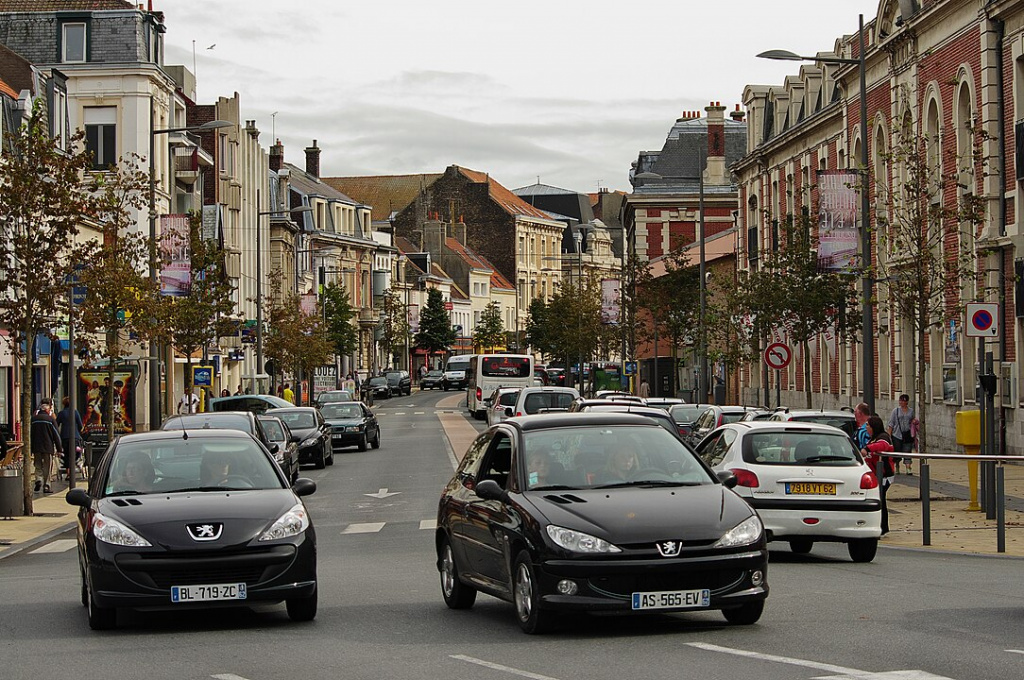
[0,477,81,560]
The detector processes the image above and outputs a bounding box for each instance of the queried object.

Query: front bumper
[534,548,768,613]
[330,430,366,449]
[297,442,326,464]
[86,530,317,610]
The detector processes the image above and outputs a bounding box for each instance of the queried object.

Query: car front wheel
[722,601,764,625]
[358,434,368,452]
[513,550,554,634]
[325,443,334,466]
[789,539,813,554]
[848,538,878,563]
[440,537,476,609]
[286,587,318,622]
[87,583,116,630]
[371,428,381,449]
[314,447,326,469]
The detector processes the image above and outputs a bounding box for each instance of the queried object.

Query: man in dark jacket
[56,396,84,471]
[31,398,63,493]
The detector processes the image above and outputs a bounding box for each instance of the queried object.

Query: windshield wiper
[105,490,144,497]
[594,480,697,489]
[531,484,579,491]
[173,486,231,493]
[805,455,853,463]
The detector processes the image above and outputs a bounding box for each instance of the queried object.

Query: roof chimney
[304,140,321,178]
[270,139,284,172]
[704,101,728,186]
[730,103,745,122]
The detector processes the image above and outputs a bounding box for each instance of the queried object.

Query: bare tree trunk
[803,339,812,409]
[19,339,34,516]
[916,316,927,454]
[106,329,118,444]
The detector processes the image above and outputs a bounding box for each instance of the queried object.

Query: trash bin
[0,469,23,518]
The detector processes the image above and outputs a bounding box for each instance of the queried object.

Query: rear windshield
[523,392,576,414]
[498,391,519,407]
[277,411,316,429]
[720,411,749,425]
[669,405,708,423]
[163,414,252,433]
[482,356,531,378]
[742,430,860,466]
[790,414,856,436]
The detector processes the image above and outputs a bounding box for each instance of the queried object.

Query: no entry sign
[764,342,792,370]
[965,302,1000,338]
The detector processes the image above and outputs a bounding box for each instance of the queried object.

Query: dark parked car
[767,407,858,439]
[420,370,444,390]
[685,405,762,448]
[272,407,333,469]
[314,390,353,409]
[321,401,380,452]
[257,415,300,483]
[362,376,391,401]
[66,429,318,630]
[544,368,566,387]
[210,394,293,415]
[436,413,768,633]
[569,399,693,447]
[668,403,713,439]
[161,411,276,454]
[385,370,412,397]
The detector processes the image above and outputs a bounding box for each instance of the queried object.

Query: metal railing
[885,452,1024,553]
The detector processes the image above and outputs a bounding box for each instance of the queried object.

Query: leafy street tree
[524,297,552,358]
[873,117,989,450]
[415,288,455,356]
[264,271,333,397]
[378,288,409,370]
[73,153,160,442]
[152,212,236,394]
[0,103,95,514]
[473,301,505,352]
[322,281,358,360]
[545,274,604,389]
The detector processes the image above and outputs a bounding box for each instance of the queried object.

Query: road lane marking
[1007,649,1024,655]
[420,519,436,530]
[30,539,77,554]
[414,411,425,415]
[364,488,401,499]
[212,675,251,680]
[341,522,386,534]
[687,643,954,679]
[451,655,560,680]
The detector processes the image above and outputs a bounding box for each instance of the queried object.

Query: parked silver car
[485,387,521,427]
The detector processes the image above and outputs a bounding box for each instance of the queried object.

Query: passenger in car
[114,453,157,493]
[598,448,638,484]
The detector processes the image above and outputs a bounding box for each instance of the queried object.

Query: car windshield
[319,392,351,403]
[521,425,713,491]
[321,403,363,419]
[260,419,285,441]
[523,392,575,414]
[427,371,443,377]
[102,436,283,495]
[368,377,387,386]
[742,430,861,465]
[277,411,316,429]
[668,405,708,423]
[162,414,252,433]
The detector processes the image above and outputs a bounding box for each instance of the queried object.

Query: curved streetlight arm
[756,49,860,66]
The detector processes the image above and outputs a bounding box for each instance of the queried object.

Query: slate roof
[322,173,442,223]
[0,0,135,10]
[454,166,552,220]
[631,117,746,195]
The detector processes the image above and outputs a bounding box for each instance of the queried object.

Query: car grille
[587,569,746,600]
[115,546,295,589]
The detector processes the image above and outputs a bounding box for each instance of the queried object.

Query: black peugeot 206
[67,428,318,630]
[436,413,768,633]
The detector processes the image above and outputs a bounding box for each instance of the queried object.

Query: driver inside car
[200,451,236,486]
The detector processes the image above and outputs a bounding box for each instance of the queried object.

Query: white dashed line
[451,655,561,680]
[212,675,251,680]
[341,522,386,534]
[30,539,77,554]
[686,643,954,679]
[419,519,437,530]
[414,411,425,415]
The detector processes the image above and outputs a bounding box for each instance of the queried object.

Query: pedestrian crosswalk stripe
[341,522,386,534]
[419,519,437,530]
[30,539,77,554]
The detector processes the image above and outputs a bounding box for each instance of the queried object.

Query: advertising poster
[313,365,338,397]
[300,294,318,316]
[601,278,621,324]
[160,214,192,296]
[816,170,859,271]
[78,368,137,436]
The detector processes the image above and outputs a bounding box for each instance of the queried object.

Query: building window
[62,22,86,63]
[51,88,68,151]
[84,106,116,169]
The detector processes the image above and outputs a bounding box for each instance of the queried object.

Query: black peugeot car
[66,429,318,630]
[436,413,768,633]
[271,407,333,469]
[320,401,380,452]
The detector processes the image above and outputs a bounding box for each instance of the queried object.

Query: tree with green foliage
[322,281,358,359]
[473,301,505,352]
[0,102,96,514]
[415,288,455,355]
[524,297,552,358]
[545,274,604,389]
[378,288,409,369]
[265,271,333,393]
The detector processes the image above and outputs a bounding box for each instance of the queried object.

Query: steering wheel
[217,474,255,489]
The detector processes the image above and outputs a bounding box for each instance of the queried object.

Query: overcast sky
[160,1,881,195]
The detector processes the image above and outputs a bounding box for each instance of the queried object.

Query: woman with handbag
[862,415,895,535]
[887,394,918,475]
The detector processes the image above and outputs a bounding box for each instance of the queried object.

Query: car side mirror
[716,470,738,489]
[292,478,317,496]
[268,443,280,454]
[474,479,506,501]
[66,487,91,508]
[504,407,513,417]
[289,435,301,443]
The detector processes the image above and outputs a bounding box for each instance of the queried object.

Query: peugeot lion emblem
[186,523,224,542]
[656,540,682,557]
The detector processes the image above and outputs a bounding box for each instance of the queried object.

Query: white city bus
[467,354,534,420]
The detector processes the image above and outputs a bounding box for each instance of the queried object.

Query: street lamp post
[757,13,873,412]
[148,114,232,429]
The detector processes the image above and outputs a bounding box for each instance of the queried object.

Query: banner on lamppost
[408,303,420,334]
[601,278,620,324]
[159,214,192,296]
[300,294,318,316]
[815,170,859,272]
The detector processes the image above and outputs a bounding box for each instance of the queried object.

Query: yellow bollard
[955,410,981,511]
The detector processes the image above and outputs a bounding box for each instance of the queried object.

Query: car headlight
[300,436,320,448]
[259,503,310,541]
[346,425,363,432]
[546,525,621,554]
[713,514,763,548]
[92,512,152,547]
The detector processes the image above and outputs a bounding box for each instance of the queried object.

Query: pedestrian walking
[887,393,918,475]
[234,384,243,396]
[852,402,871,450]
[638,378,651,399]
[55,396,84,472]
[861,414,895,535]
[31,398,63,493]
[177,386,200,414]
[282,383,295,404]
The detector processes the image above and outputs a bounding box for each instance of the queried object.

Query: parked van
[442,354,474,391]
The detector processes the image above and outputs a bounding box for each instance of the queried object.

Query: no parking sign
[965,303,1000,338]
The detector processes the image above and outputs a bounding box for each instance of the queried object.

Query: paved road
[2,390,1024,680]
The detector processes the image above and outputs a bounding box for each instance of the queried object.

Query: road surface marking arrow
[364,488,401,499]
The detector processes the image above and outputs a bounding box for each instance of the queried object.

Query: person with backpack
[887,393,918,475]
[861,414,895,535]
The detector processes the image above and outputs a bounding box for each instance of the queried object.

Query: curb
[0,520,75,562]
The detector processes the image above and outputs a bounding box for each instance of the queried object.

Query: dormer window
[62,22,86,63]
